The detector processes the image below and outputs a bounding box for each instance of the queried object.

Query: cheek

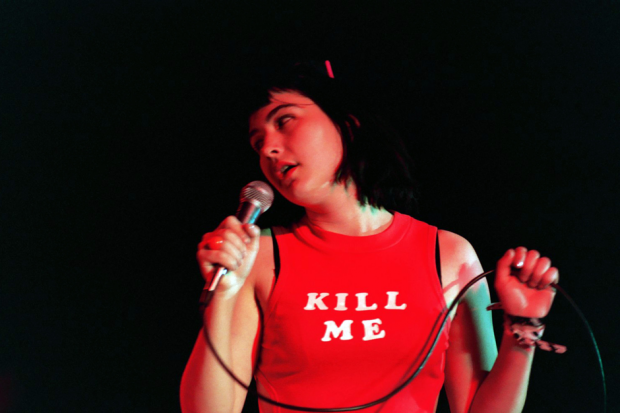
[259,158,272,179]
[259,158,281,189]
[321,128,345,168]
[326,145,344,172]
[305,120,343,154]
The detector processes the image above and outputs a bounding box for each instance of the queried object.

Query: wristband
[487,303,567,354]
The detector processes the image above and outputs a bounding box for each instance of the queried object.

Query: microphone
[207,181,274,292]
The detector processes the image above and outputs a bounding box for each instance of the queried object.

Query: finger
[201,227,248,252]
[199,230,225,250]
[208,229,249,265]
[220,229,249,255]
[205,235,225,250]
[238,224,261,264]
[243,223,261,239]
[197,248,243,276]
[243,224,261,247]
[518,249,540,283]
[512,246,528,269]
[528,256,551,289]
[218,216,252,244]
[216,215,242,229]
[197,256,214,278]
[539,266,559,289]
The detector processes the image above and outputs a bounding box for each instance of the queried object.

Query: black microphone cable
[199,270,606,413]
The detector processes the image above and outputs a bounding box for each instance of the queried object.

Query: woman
[180,62,559,413]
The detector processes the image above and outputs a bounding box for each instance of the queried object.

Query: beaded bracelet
[487,303,567,354]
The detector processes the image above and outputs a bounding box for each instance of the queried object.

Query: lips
[281,164,296,175]
[274,162,298,179]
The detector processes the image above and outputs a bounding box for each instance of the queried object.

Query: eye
[250,137,264,152]
[276,114,293,129]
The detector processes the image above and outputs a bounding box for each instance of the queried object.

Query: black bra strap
[270,228,281,283]
[435,231,443,287]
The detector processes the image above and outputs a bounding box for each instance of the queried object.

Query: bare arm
[440,230,497,413]
[440,231,559,413]
[180,282,259,413]
[180,218,271,413]
[468,247,558,413]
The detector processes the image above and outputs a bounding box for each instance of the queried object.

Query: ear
[341,114,360,142]
[347,114,361,127]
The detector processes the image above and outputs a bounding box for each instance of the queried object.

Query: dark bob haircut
[244,60,418,217]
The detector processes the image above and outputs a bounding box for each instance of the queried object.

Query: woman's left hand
[495,247,559,318]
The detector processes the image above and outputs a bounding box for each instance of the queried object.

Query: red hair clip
[325,60,334,79]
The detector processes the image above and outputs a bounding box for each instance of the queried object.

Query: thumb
[244,224,262,254]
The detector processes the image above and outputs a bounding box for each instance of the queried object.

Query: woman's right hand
[196,216,261,297]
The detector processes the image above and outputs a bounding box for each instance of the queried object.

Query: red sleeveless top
[255,213,450,413]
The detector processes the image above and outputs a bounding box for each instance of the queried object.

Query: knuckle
[199,232,214,245]
[550,267,559,278]
[536,259,550,271]
[516,246,527,254]
[215,228,230,238]
[196,249,209,261]
[201,261,212,271]
[222,215,241,227]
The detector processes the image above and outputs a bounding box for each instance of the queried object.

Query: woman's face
[249,91,345,208]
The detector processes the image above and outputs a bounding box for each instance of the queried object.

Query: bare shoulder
[438,230,484,307]
[438,230,479,268]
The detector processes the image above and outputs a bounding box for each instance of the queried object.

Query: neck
[302,185,393,236]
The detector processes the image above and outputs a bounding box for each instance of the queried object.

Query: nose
[259,132,284,158]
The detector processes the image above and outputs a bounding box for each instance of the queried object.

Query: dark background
[1,1,618,412]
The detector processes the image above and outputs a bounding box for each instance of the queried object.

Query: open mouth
[280,164,297,176]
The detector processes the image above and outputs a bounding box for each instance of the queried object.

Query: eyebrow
[248,103,297,140]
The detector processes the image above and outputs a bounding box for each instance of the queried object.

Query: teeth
[281,165,294,174]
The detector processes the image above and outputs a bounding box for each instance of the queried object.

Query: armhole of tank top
[435,230,443,287]
[270,227,281,285]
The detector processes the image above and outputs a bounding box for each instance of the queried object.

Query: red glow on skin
[248,92,345,210]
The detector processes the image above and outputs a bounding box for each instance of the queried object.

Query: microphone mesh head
[240,181,274,213]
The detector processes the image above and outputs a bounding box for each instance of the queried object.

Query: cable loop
[199,270,606,412]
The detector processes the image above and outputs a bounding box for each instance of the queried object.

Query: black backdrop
[1,2,619,412]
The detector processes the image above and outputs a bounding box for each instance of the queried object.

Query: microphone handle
[207,266,228,292]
